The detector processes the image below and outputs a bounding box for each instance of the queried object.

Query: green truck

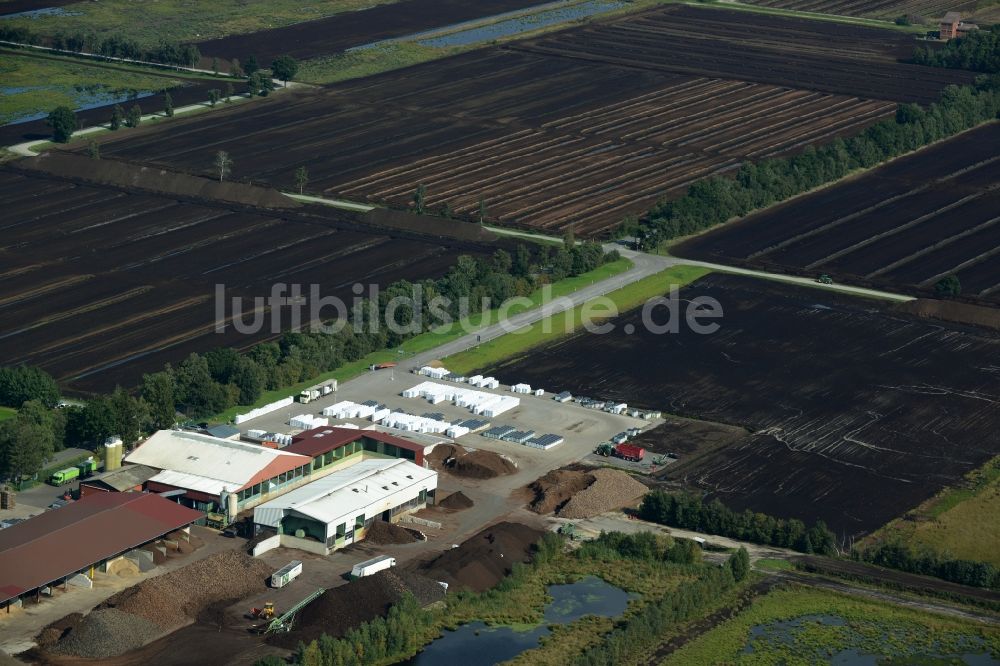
[49,467,80,486]
[77,459,97,478]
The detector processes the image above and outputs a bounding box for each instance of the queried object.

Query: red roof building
[286,427,426,473]
[0,493,202,605]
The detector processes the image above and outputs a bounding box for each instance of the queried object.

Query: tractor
[595,443,614,456]
[816,274,834,285]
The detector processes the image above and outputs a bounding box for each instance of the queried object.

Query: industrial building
[284,426,427,472]
[124,430,312,523]
[0,493,202,609]
[253,458,437,554]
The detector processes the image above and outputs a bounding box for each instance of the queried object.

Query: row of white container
[466,374,500,389]
[402,381,520,418]
[290,414,329,430]
[246,430,293,446]
[417,366,452,380]
[234,396,294,425]
[322,400,378,420]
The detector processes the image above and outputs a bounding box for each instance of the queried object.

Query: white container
[271,560,303,588]
[351,555,396,579]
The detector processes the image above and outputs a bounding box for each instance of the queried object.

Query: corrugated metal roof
[254,459,436,527]
[0,493,202,603]
[81,464,159,492]
[125,430,309,491]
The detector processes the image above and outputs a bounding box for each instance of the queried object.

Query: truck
[298,389,320,404]
[76,459,98,478]
[351,555,396,579]
[370,362,397,371]
[49,467,80,486]
[613,443,645,462]
[270,560,303,588]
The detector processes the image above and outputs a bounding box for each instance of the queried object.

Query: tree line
[0,242,615,482]
[857,540,999,590]
[0,25,201,67]
[629,76,1000,248]
[639,490,837,556]
[914,25,1000,73]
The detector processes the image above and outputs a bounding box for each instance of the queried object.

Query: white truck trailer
[350,555,396,579]
[271,560,303,588]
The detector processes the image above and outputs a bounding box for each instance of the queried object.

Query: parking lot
[235,367,657,476]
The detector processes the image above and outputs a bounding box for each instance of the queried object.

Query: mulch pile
[427,444,516,479]
[267,570,445,648]
[45,551,271,658]
[419,522,545,593]
[557,468,648,519]
[50,609,162,659]
[527,468,648,518]
[896,298,1000,331]
[438,491,474,511]
[366,520,420,545]
[528,470,596,515]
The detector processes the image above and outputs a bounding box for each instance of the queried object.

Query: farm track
[676,123,1000,302]
[487,274,1000,537]
[733,0,977,19]
[93,5,969,236]
[0,169,496,393]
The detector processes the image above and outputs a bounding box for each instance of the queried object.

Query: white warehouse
[253,458,437,554]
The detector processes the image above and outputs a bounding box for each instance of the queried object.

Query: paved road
[405,246,672,368]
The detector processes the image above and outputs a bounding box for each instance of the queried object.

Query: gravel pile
[557,468,648,519]
[268,570,445,648]
[528,470,596,514]
[51,608,161,659]
[99,551,271,632]
[366,520,419,544]
[438,491,474,511]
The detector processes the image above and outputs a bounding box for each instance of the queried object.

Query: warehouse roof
[126,430,310,495]
[285,426,425,459]
[80,464,158,492]
[0,493,202,603]
[255,458,436,527]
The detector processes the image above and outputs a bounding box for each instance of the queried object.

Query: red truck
[369,362,397,371]
[614,443,645,462]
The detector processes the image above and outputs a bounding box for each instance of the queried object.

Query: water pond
[398,575,634,665]
[2,86,158,125]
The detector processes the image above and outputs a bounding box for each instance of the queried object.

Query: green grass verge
[866,456,1000,567]
[754,558,794,572]
[0,406,16,423]
[444,264,712,376]
[661,586,1000,665]
[0,52,187,124]
[208,258,634,423]
[0,0,402,49]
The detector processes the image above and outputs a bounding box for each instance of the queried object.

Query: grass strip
[444,264,711,375]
